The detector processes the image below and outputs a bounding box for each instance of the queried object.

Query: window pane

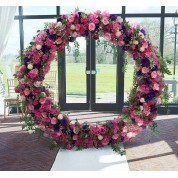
[126,6,161,13]
[23,6,56,15]
[124,18,160,103]
[23,19,56,49]
[0,20,20,95]
[165,6,178,13]
[164,18,178,103]
[61,6,121,14]
[66,38,87,103]
[96,38,116,103]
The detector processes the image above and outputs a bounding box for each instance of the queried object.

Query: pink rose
[39,97,47,104]
[19,65,26,73]
[24,88,30,96]
[75,24,80,31]
[51,117,57,125]
[28,69,38,79]
[153,83,159,91]
[151,71,157,78]
[112,134,119,140]
[34,81,41,87]
[102,17,109,25]
[89,23,95,31]
[142,67,149,74]
[104,32,111,39]
[55,38,62,44]
[68,15,75,22]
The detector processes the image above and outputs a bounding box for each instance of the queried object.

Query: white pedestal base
[51,145,129,171]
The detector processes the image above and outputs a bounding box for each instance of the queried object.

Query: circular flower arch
[15,10,167,154]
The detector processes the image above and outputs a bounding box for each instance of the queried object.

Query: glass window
[61,6,121,14]
[23,19,56,49]
[163,18,178,103]
[124,18,160,103]
[66,37,87,103]
[126,6,161,13]
[0,20,20,95]
[165,6,178,13]
[23,6,56,15]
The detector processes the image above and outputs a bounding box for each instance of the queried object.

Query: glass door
[60,35,122,111]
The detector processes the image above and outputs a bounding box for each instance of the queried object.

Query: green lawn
[0,61,177,96]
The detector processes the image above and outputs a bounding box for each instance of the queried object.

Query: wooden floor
[0,112,178,171]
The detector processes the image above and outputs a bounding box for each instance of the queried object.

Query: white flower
[41,92,46,97]
[140,106,143,111]
[28,130,34,134]
[140,98,145,103]
[70,25,76,30]
[98,135,103,140]
[57,114,63,120]
[27,63,33,70]
[34,81,41,87]
[36,44,42,50]
[127,132,136,138]
[140,47,145,52]
[116,31,121,37]
[56,21,62,27]
[137,122,143,126]
[133,40,138,45]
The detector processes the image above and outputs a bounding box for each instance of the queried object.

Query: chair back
[7,79,17,97]
[45,71,56,81]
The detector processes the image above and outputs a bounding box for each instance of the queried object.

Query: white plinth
[51,145,129,171]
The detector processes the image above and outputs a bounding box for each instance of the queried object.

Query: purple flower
[35,64,42,70]
[141,58,150,67]
[34,103,41,110]
[23,57,29,63]
[61,118,67,127]
[122,46,129,51]
[136,70,143,76]
[144,78,151,86]
[124,36,131,43]
[109,14,117,21]
[49,34,56,41]
[57,16,62,22]
[53,125,59,132]
[41,45,49,53]
[141,29,146,36]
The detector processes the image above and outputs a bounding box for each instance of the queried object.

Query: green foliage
[111,143,126,155]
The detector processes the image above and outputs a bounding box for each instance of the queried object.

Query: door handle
[85,70,96,74]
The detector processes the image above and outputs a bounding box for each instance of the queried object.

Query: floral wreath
[15,10,169,155]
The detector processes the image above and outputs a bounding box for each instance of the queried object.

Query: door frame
[58,35,125,112]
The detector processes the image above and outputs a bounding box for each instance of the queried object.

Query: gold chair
[4,79,20,118]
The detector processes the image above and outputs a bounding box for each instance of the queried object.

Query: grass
[0,60,177,96]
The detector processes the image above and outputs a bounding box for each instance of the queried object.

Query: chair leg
[4,101,6,119]
[8,102,10,116]
[16,102,19,116]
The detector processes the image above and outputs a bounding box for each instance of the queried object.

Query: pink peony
[28,69,38,79]
[24,88,30,96]
[89,23,95,31]
[104,32,111,39]
[68,15,75,22]
[51,117,57,125]
[112,134,119,140]
[102,17,109,25]
[34,81,41,87]
[151,71,157,78]
[153,83,159,91]
[142,67,149,74]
